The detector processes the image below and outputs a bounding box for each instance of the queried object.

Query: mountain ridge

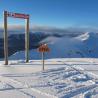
[9,32,98,60]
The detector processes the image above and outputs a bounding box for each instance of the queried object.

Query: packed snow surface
[0,58,98,98]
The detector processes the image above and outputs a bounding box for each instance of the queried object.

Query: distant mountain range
[8,32,98,60]
[1,31,80,58]
[0,32,48,58]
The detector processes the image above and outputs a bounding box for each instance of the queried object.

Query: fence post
[4,11,8,65]
[25,17,29,63]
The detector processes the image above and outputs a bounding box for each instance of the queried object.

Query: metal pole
[4,11,8,65]
[25,17,29,63]
[42,52,45,70]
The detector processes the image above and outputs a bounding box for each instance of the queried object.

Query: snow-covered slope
[9,32,98,60]
[0,59,98,98]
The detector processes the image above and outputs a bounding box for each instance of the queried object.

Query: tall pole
[4,11,8,65]
[25,17,29,63]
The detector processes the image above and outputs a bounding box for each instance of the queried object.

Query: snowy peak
[75,32,98,41]
[75,32,90,41]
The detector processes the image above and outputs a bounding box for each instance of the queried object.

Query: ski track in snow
[0,59,98,98]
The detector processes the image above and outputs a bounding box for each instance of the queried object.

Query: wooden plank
[7,12,29,19]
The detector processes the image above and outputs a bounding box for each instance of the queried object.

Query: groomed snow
[0,58,98,98]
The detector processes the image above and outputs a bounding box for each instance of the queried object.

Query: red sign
[38,44,50,52]
[7,12,29,19]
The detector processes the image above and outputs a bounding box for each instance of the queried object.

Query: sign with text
[3,11,29,65]
[38,44,50,52]
[7,11,29,19]
[38,44,50,71]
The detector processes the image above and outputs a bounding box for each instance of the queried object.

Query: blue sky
[0,0,98,29]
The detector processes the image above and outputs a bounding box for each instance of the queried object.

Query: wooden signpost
[38,44,50,70]
[3,11,29,65]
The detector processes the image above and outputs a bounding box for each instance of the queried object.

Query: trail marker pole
[42,52,45,70]
[38,44,50,71]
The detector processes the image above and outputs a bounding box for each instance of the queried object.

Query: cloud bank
[0,24,98,38]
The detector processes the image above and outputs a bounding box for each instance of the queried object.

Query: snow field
[0,59,98,98]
